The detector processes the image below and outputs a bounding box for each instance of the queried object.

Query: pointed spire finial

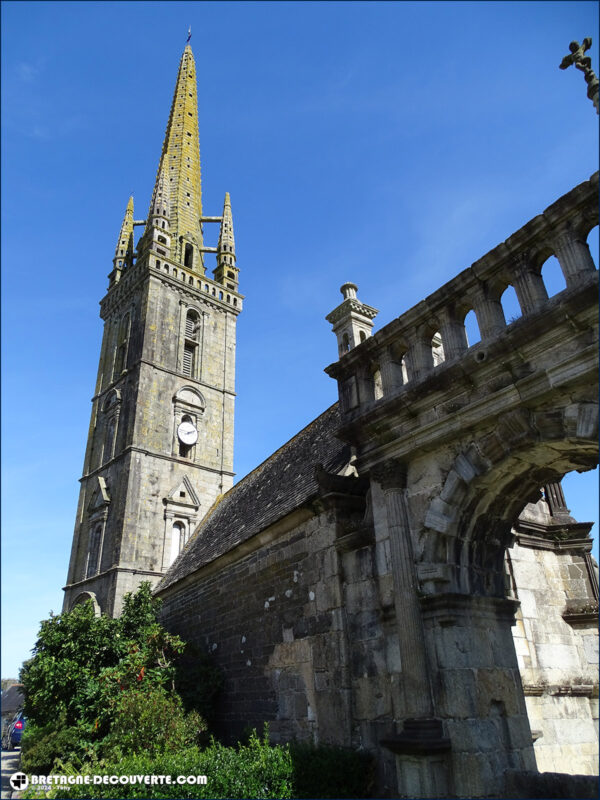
[110,196,135,284]
[144,42,204,270]
[214,192,239,288]
[187,26,192,45]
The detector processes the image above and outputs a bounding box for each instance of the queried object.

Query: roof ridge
[224,400,339,495]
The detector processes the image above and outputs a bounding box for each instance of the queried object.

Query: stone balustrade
[326,173,598,415]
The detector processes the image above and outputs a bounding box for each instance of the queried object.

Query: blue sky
[1,1,598,678]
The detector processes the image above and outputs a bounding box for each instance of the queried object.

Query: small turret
[213,192,239,290]
[138,166,173,264]
[326,283,379,358]
[110,196,134,285]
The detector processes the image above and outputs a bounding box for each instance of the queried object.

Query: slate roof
[158,402,349,592]
[1,684,24,717]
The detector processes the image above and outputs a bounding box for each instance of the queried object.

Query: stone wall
[509,535,599,775]
[160,498,405,795]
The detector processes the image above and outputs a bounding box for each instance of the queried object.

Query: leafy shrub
[35,727,293,800]
[289,740,374,798]
[21,724,86,775]
[100,686,207,758]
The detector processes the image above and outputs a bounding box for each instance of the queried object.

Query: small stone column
[405,329,434,381]
[511,252,548,314]
[552,228,596,287]
[438,307,469,361]
[471,286,506,341]
[379,347,405,394]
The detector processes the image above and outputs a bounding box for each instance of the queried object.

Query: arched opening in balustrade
[500,284,521,324]
[431,332,444,366]
[372,366,383,400]
[540,256,566,297]
[586,225,598,269]
[463,309,481,347]
[400,356,409,384]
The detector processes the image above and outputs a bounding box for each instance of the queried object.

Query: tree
[19,583,211,766]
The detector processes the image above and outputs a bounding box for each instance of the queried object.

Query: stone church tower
[63,43,242,616]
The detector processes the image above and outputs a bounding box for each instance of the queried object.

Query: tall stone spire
[214,192,239,289]
[147,43,204,270]
[111,195,134,282]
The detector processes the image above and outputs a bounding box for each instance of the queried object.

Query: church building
[64,42,598,798]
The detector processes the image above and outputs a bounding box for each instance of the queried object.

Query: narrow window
[114,312,131,377]
[104,417,117,463]
[170,522,186,565]
[183,344,194,377]
[86,524,102,578]
[431,332,445,366]
[184,243,193,268]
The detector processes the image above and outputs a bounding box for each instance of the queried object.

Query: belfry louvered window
[182,310,199,378]
[185,315,195,338]
[182,345,194,377]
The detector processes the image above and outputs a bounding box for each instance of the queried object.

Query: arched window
[86,524,102,578]
[104,416,117,463]
[169,521,187,565]
[431,332,445,366]
[373,367,383,400]
[158,235,167,244]
[184,243,194,268]
[113,312,131,378]
[464,309,481,347]
[500,284,522,324]
[541,256,567,297]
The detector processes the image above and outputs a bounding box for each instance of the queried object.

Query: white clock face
[177,421,198,445]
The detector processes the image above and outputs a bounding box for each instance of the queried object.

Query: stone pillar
[552,228,596,288]
[420,593,537,798]
[355,364,375,406]
[405,329,434,381]
[471,285,506,342]
[379,347,404,394]
[438,307,469,361]
[511,252,548,314]
[371,461,455,797]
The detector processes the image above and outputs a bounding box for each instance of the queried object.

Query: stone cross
[559,38,599,114]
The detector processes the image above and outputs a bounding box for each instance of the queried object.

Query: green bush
[33,727,294,800]
[100,686,208,758]
[21,723,86,775]
[289,740,374,798]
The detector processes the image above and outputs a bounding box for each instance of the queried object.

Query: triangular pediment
[165,475,200,508]
[87,476,111,512]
